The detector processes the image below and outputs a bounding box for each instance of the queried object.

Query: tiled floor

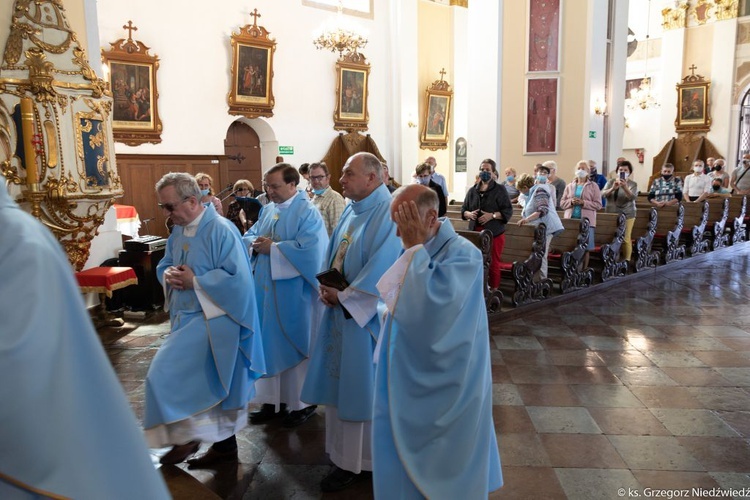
[103,245,750,499]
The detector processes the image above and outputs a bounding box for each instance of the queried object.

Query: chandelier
[312,1,368,56]
[625,0,659,111]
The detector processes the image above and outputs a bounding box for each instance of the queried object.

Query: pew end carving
[457,229,503,319]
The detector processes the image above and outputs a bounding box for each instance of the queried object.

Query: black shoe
[281,405,317,428]
[320,466,372,492]
[249,403,287,424]
[159,440,200,465]
[186,446,238,468]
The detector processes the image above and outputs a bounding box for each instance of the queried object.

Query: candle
[20,97,38,185]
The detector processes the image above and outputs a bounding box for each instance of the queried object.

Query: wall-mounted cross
[439,67,446,81]
[250,8,261,26]
[123,20,138,41]
[688,64,698,77]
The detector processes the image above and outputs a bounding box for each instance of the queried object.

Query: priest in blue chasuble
[301,152,402,492]
[243,163,328,427]
[373,185,503,499]
[0,175,169,499]
[145,172,265,467]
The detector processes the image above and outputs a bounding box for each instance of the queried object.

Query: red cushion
[498,262,513,271]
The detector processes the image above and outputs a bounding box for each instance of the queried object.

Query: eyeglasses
[310,175,327,181]
[158,198,189,212]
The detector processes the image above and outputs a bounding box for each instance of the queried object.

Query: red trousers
[476,225,505,289]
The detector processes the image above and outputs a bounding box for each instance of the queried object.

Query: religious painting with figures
[236,44,270,101]
[111,62,153,126]
[674,68,711,133]
[228,9,276,118]
[101,21,163,145]
[333,52,370,131]
[420,70,452,150]
[525,77,558,154]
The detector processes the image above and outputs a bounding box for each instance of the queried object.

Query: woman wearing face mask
[461,158,514,290]
[560,160,603,269]
[415,162,446,216]
[517,164,564,279]
[225,179,260,234]
[601,161,639,261]
[502,167,520,203]
[708,159,730,188]
[195,172,224,216]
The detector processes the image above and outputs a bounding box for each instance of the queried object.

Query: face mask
[479,171,492,182]
[536,175,548,183]
[694,167,703,173]
[620,172,629,179]
[312,188,326,196]
[200,188,210,197]
[506,175,515,182]
[576,169,588,179]
[712,185,722,192]
[714,165,722,171]
[662,174,672,180]
[418,177,431,185]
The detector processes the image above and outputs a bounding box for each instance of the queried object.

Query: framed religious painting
[228,10,276,118]
[527,0,562,73]
[420,71,452,150]
[333,52,370,131]
[675,74,711,132]
[524,77,559,154]
[101,21,162,145]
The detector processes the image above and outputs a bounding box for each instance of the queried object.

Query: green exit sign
[278,146,294,155]
[588,131,596,139]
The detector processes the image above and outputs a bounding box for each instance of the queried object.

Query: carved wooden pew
[548,217,594,293]
[652,204,686,264]
[703,198,730,250]
[632,207,660,272]
[591,213,628,281]
[679,201,710,255]
[498,219,553,307]
[727,195,747,245]
[456,229,503,319]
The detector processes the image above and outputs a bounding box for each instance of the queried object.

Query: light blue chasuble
[373,221,503,499]
[301,184,401,421]
[0,178,170,499]
[145,205,265,429]
[243,191,328,375]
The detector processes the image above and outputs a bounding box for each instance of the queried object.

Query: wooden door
[224,121,262,195]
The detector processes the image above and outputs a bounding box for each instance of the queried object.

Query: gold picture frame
[101,21,162,146]
[334,52,370,131]
[675,68,711,133]
[228,9,276,118]
[420,71,452,150]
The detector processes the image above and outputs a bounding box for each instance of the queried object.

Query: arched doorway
[224,121,262,193]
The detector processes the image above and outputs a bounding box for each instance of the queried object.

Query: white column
[583,0,610,169]
[707,17,739,159]
[83,0,103,76]
[389,0,419,186]
[450,3,469,198]
[466,1,502,185]
[658,27,685,149]
[608,0,630,170]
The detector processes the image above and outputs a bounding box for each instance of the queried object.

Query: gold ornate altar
[0,0,122,270]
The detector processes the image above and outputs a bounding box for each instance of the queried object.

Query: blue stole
[301,184,401,421]
[146,206,265,428]
[0,179,170,499]
[243,191,328,375]
[373,221,503,498]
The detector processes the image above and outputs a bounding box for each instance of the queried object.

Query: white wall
[96,0,393,170]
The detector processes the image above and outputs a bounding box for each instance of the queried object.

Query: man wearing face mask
[684,160,711,202]
[310,162,346,236]
[648,163,683,208]
[730,155,750,195]
[708,159,730,188]
[601,161,639,261]
[415,162,446,216]
[695,178,731,203]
